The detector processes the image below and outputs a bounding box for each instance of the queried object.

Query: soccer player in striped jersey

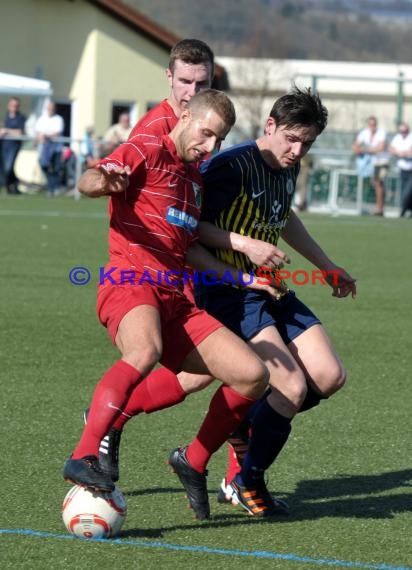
[193,85,357,517]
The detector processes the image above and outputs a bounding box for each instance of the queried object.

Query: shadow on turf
[119,486,285,536]
[119,469,412,535]
[288,468,412,521]
[118,513,271,538]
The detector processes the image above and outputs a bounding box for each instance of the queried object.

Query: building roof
[0,72,52,97]
[87,0,227,88]
[87,0,180,49]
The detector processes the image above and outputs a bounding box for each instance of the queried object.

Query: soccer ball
[62,485,127,539]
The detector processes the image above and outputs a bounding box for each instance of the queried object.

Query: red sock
[225,425,251,482]
[225,444,242,483]
[185,385,255,473]
[72,360,142,459]
[113,367,186,430]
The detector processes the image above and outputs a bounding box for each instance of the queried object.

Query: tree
[227,60,289,141]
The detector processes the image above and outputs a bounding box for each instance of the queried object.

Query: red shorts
[96,282,223,372]
[182,265,196,304]
[183,280,196,304]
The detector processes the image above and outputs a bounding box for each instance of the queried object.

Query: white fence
[305,165,401,218]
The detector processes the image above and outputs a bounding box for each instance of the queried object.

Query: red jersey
[124,98,210,301]
[128,100,178,139]
[98,133,203,289]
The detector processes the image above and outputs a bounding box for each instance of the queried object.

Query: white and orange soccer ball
[62,485,127,539]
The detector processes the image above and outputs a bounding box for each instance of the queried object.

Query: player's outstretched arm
[77,165,130,198]
[281,210,356,299]
[199,221,290,268]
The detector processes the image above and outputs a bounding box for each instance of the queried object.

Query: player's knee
[233,359,269,399]
[292,379,308,406]
[122,346,161,376]
[271,373,308,409]
[332,363,347,393]
[318,361,347,397]
[249,360,270,397]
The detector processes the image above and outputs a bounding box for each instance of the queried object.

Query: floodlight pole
[396,71,404,126]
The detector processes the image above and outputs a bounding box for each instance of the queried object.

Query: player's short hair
[187,88,236,128]
[269,85,328,135]
[169,39,214,76]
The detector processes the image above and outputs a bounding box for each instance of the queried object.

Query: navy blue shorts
[195,286,320,345]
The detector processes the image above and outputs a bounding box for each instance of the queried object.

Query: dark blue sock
[230,387,271,439]
[298,384,326,413]
[238,400,291,487]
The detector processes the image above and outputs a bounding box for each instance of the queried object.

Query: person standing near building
[0,97,26,194]
[352,115,389,216]
[35,101,64,196]
[389,121,412,217]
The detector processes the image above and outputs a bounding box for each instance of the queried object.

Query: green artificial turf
[1,194,411,570]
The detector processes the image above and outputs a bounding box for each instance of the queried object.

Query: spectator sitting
[101,113,131,156]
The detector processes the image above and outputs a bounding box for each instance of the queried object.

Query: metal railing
[0,134,102,199]
[1,134,404,216]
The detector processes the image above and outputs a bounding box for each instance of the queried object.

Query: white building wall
[217,57,412,136]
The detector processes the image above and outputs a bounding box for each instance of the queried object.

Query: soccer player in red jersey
[128,38,215,139]
[78,39,288,516]
[81,39,221,478]
[63,89,275,520]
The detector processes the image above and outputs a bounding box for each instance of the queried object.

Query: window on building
[55,102,71,138]
[111,102,135,125]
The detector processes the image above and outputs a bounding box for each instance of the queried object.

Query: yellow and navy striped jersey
[200,140,300,275]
